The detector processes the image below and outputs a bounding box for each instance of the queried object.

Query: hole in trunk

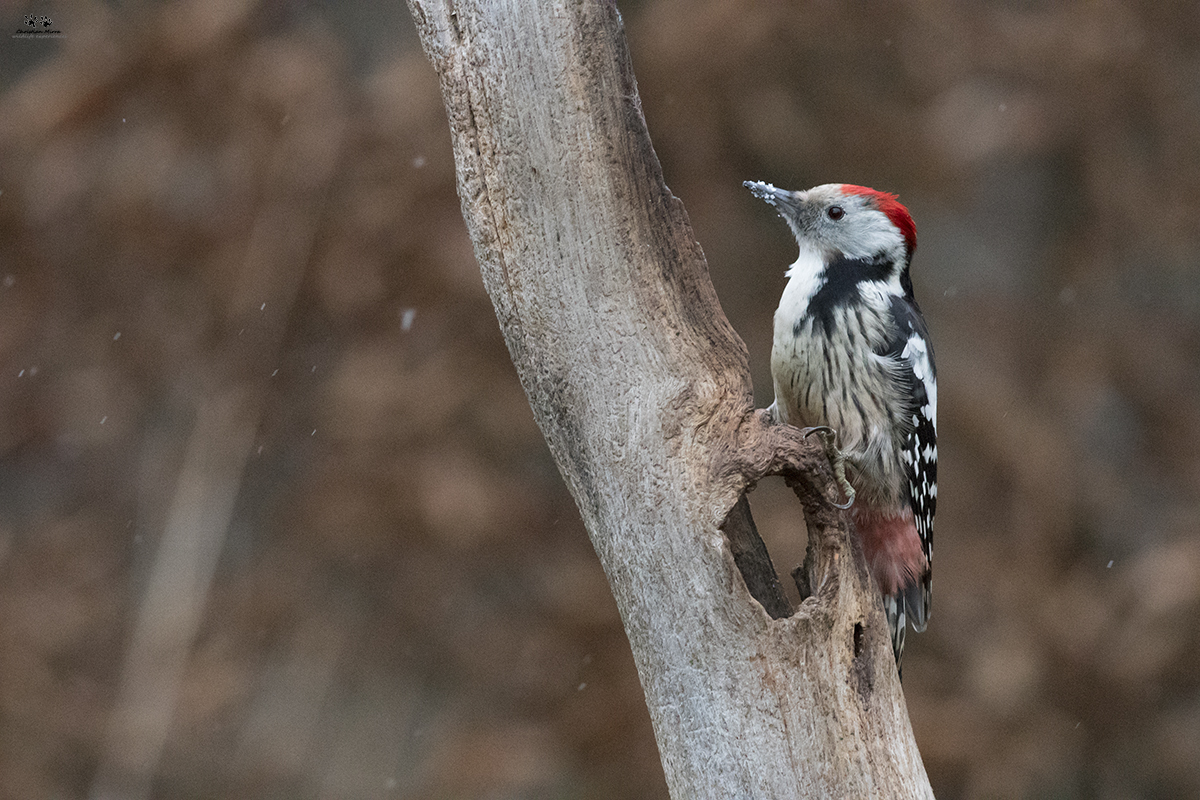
[745,477,810,606]
[721,493,789,619]
[720,478,814,619]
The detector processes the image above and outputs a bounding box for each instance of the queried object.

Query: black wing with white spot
[888,295,937,633]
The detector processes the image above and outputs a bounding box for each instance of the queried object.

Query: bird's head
[745,181,916,268]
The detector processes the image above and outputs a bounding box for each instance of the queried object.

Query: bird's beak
[744,181,805,215]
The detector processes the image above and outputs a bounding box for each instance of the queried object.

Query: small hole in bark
[851,620,874,703]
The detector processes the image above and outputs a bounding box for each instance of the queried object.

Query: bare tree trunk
[406,1,934,797]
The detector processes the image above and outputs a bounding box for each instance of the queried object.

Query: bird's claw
[803,426,856,509]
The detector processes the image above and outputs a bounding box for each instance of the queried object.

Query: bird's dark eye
[827,206,845,221]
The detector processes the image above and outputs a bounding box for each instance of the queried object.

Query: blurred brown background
[1,1,1198,798]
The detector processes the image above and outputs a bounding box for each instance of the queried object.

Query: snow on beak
[744,181,806,218]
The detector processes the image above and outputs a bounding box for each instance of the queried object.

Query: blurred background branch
[92,388,259,800]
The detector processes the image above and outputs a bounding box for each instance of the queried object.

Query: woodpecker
[745,180,937,671]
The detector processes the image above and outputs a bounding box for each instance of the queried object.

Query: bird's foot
[803,426,856,509]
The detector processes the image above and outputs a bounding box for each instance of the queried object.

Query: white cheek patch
[776,247,827,322]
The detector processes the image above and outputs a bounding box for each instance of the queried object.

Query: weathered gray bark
[406,1,934,797]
